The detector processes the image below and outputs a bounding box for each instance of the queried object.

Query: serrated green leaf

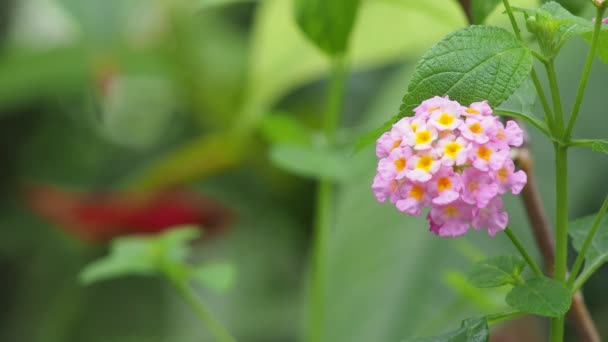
[80,226,201,285]
[398,26,532,116]
[468,256,526,288]
[505,277,571,317]
[569,213,608,284]
[406,317,489,342]
[294,0,360,55]
[191,262,236,293]
[259,112,314,145]
[270,143,349,181]
[471,0,502,24]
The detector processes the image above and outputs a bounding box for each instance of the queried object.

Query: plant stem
[504,227,543,276]
[486,311,524,325]
[550,144,569,342]
[564,7,606,139]
[567,195,608,288]
[166,272,237,342]
[546,61,565,136]
[501,0,556,132]
[309,56,347,342]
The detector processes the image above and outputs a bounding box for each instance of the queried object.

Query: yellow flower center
[443,205,459,218]
[391,139,402,150]
[437,112,455,126]
[496,128,506,140]
[444,141,462,158]
[409,184,425,200]
[469,122,483,134]
[416,156,434,171]
[415,130,432,145]
[497,167,509,181]
[411,123,419,132]
[437,177,452,192]
[476,146,492,161]
[394,157,406,171]
[465,107,480,115]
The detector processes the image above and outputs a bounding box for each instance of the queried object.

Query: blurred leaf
[443,271,504,311]
[353,114,397,153]
[80,226,200,285]
[471,0,502,24]
[406,317,489,342]
[468,256,526,288]
[131,133,243,190]
[246,0,465,116]
[0,46,89,109]
[259,112,314,145]
[505,276,571,317]
[191,262,236,293]
[98,75,176,149]
[294,0,360,56]
[399,26,532,116]
[569,212,608,284]
[269,144,349,181]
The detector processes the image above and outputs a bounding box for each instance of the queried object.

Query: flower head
[371,96,527,237]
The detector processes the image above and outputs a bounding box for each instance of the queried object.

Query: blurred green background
[1,0,607,341]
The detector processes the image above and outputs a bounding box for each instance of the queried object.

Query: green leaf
[80,226,200,285]
[468,256,526,288]
[592,140,608,154]
[471,0,502,24]
[259,112,314,145]
[505,276,572,317]
[191,262,236,293]
[270,143,349,181]
[569,213,608,283]
[294,0,360,56]
[399,26,533,116]
[406,317,489,342]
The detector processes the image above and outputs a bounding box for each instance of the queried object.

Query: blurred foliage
[1,0,608,342]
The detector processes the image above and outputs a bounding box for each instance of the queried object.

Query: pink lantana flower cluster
[372,96,528,238]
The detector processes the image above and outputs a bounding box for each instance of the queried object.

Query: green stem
[564,6,606,139]
[546,61,565,136]
[501,0,556,132]
[166,272,237,342]
[504,227,543,277]
[550,144,569,342]
[309,56,347,342]
[486,311,524,325]
[493,109,550,136]
[567,195,608,288]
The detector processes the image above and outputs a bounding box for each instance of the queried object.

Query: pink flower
[427,200,473,237]
[371,96,527,238]
[413,96,450,118]
[372,174,402,204]
[428,167,462,205]
[494,159,527,194]
[463,101,492,117]
[592,17,608,24]
[437,135,470,166]
[405,152,440,182]
[469,143,508,171]
[377,147,412,180]
[461,168,498,208]
[376,131,401,158]
[472,196,508,236]
[396,181,430,216]
[428,107,463,131]
[411,124,438,150]
[459,116,498,144]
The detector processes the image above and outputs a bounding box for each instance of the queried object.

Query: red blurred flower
[25,185,232,242]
